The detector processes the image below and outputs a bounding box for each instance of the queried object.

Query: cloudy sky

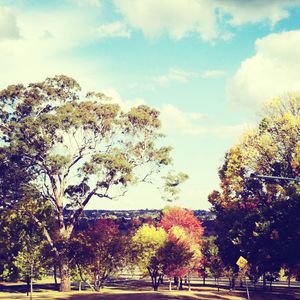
[1,0,300,210]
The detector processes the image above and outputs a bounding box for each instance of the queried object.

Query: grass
[1,279,300,300]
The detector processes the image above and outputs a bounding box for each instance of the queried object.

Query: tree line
[0,206,206,292]
[1,75,300,293]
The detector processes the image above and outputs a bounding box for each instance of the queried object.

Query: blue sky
[1,0,300,210]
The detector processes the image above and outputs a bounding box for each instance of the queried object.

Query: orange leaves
[159,207,204,274]
[160,207,204,241]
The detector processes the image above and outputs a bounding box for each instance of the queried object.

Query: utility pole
[251,173,300,183]
[30,262,33,300]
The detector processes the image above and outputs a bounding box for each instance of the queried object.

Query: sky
[1,0,300,210]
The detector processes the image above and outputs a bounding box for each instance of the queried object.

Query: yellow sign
[236,256,248,269]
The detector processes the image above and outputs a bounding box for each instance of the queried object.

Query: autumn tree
[131,224,167,291]
[70,219,130,291]
[159,239,193,290]
[210,93,300,286]
[160,207,204,289]
[0,75,184,291]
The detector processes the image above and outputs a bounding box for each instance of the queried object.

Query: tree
[160,207,204,239]
[200,237,222,286]
[159,239,193,290]
[210,93,300,287]
[160,207,204,290]
[0,200,51,282]
[206,237,224,291]
[14,242,47,296]
[131,224,167,291]
[131,208,204,291]
[0,75,184,291]
[0,143,53,282]
[70,219,130,291]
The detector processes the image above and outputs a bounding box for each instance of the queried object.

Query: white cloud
[71,0,101,7]
[113,0,300,41]
[94,21,131,39]
[201,70,226,78]
[161,104,206,135]
[0,7,20,40]
[100,88,146,111]
[154,68,197,86]
[153,68,225,86]
[216,0,292,27]
[113,0,217,41]
[0,8,113,89]
[227,30,300,109]
[161,104,249,138]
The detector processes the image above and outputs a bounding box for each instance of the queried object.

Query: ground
[1,279,300,300]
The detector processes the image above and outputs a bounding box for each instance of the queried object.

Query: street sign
[236,256,248,269]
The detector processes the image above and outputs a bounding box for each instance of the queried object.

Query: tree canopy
[132,207,204,291]
[0,75,185,291]
[209,94,300,284]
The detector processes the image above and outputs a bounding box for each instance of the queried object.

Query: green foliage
[161,172,188,202]
[14,243,47,282]
[0,75,182,291]
[200,237,224,280]
[210,94,300,283]
[0,205,50,281]
[0,75,175,229]
[132,224,167,274]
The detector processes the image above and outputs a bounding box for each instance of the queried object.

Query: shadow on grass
[107,279,152,291]
[1,280,300,300]
[61,292,232,300]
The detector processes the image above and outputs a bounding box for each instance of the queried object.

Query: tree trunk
[179,277,183,290]
[262,272,266,289]
[169,278,172,291]
[174,276,178,286]
[53,265,58,290]
[150,273,160,291]
[203,275,206,285]
[26,277,30,296]
[60,262,71,292]
[153,276,159,291]
[232,276,235,290]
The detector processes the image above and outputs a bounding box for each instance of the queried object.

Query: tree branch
[67,188,97,228]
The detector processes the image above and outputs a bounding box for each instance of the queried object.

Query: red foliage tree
[160,207,204,243]
[70,218,129,291]
[159,207,204,289]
